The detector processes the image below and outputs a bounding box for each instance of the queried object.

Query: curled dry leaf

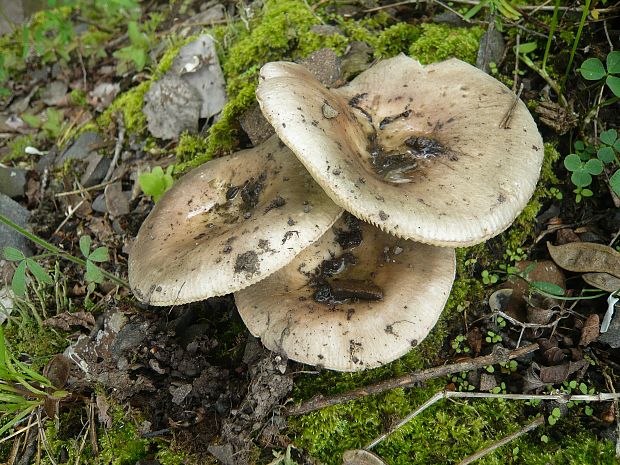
[43,311,96,331]
[547,242,620,278]
[579,314,600,347]
[582,272,620,292]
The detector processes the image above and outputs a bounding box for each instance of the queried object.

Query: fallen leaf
[547,242,620,278]
[43,311,95,331]
[539,359,588,384]
[96,394,112,429]
[582,272,620,292]
[43,354,70,388]
[467,327,482,355]
[579,314,600,347]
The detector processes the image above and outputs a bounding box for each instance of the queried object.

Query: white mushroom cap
[256,55,544,247]
[234,215,455,371]
[129,136,343,306]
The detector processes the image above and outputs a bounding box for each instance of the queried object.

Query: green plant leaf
[518,42,537,54]
[25,259,52,285]
[139,166,174,202]
[563,154,582,171]
[2,247,25,261]
[85,260,104,284]
[11,261,27,297]
[606,75,620,97]
[610,170,620,197]
[79,235,92,258]
[571,170,592,187]
[598,146,616,163]
[600,129,618,145]
[88,246,109,263]
[530,281,565,296]
[579,57,606,80]
[21,113,41,128]
[581,188,593,197]
[552,407,561,418]
[585,158,603,175]
[607,50,620,74]
[614,139,620,152]
[463,0,488,20]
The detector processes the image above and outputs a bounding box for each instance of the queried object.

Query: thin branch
[103,113,125,183]
[286,343,539,416]
[457,416,544,465]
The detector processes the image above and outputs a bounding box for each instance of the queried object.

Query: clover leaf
[564,154,603,187]
[579,51,620,97]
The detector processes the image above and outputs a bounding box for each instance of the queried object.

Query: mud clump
[235,251,260,276]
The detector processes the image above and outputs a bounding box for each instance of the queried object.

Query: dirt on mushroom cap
[128,136,343,306]
[256,55,544,247]
[234,215,455,372]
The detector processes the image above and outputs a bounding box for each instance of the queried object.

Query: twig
[52,199,86,237]
[602,370,620,458]
[285,343,539,416]
[103,114,125,183]
[604,20,614,51]
[54,177,120,198]
[499,83,523,129]
[513,33,521,94]
[457,416,544,465]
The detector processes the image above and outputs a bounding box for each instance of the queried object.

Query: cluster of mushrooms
[128,55,543,372]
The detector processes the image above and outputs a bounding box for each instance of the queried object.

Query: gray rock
[299,48,341,87]
[0,193,31,255]
[104,182,130,217]
[193,4,226,24]
[170,34,227,120]
[476,25,505,74]
[0,164,28,198]
[239,104,274,146]
[80,153,111,188]
[41,80,68,106]
[143,75,202,140]
[55,131,103,167]
[92,193,107,213]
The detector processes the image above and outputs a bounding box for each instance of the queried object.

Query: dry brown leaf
[539,359,588,384]
[43,311,95,331]
[582,272,620,292]
[579,314,600,347]
[547,242,620,278]
[43,354,70,388]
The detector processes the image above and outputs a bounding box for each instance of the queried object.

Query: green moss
[296,30,350,57]
[409,24,484,64]
[98,81,150,134]
[4,321,68,371]
[374,23,422,58]
[2,134,35,163]
[98,407,149,465]
[175,131,210,164]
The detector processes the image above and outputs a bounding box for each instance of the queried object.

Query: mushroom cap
[234,215,455,371]
[129,136,343,306]
[256,55,544,247]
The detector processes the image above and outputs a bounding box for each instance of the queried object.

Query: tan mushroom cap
[234,215,455,371]
[256,55,544,247]
[129,136,343,306]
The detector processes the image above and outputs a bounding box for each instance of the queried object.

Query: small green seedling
[114,21,150,72]
[451,334,470,354]
[139,165,174,202]
[2,247,52,297]
[579,50,620,97]
[563,153,603,191]
[485,331,502,344]
[547,407,561,425]
[481,270,498,285]
[596,129,620,197]
[79,235,110,291]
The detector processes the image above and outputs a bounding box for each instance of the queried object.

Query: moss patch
[409,23,484,64]
[98,81,150,134]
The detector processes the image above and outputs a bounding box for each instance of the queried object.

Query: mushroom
[256,55,544,247]
[234,214,455,371]
[128,136,343,305]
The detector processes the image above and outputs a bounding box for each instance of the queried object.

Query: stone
[169,34,227,120]
[143,75,201,140]
[0,193,32,256]
[299,48,341,87]
[80,153,111,188]
[239,104,274,146]
[476,26,505,74]
[40,80,68,106]
[55,131,103,167]
[0,164,28,198]
[104,182,130,217]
